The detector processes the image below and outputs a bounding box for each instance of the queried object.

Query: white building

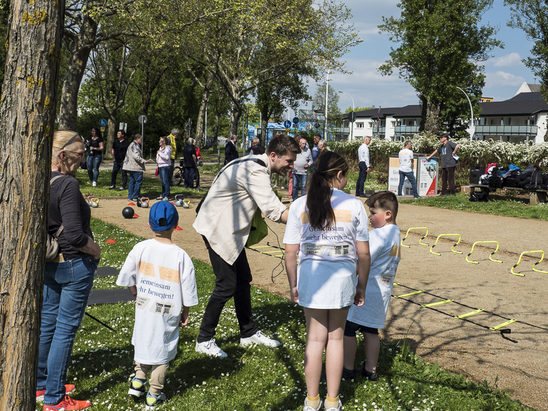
[343,83,548,144]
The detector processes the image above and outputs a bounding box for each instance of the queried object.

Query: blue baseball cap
[149,201,179,232]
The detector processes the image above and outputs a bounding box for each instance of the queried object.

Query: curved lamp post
[456,86,475,140]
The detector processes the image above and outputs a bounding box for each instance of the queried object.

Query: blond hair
[52,130,84,164]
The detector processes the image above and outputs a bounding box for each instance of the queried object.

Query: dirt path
[91,196,548,410]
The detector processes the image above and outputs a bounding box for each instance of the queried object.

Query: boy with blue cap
[117,201,198,409]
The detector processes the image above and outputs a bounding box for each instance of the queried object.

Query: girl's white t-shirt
[117,239,198,364]
[347,224,401,329]
[283,189,369,309]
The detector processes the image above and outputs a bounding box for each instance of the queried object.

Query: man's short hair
[365,191,398,222]
[267,134,300,156]
[440,133,449,139]
[404,140,412,147]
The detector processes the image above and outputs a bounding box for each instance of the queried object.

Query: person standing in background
[156,137,172,201]
[426,134,459,195]
[355,137,371,197]
[398,141,420,198]
[224,135,239,165]
[85,127,103,187]
[166,128,179,186]
[110,130,130,190]
[292,137,313,200]
[123,134,149,201]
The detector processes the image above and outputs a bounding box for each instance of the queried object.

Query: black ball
[122,206,135,219]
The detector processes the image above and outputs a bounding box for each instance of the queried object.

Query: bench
[468,184,547,205]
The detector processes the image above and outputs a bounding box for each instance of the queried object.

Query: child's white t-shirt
[283,189,369,308]
[116,239,198,365]
[347,224,400,329]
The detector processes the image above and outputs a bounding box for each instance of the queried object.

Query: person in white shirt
[117,201,198,409]
[193,134,300,359]
[397,141,420,198]
[343,191,401,382]
[284,151,370,411]
[355,136,371,197]
[292,137,313,200]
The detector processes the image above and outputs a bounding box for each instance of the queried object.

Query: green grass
[401,193,548,221]
[62,219,531,410]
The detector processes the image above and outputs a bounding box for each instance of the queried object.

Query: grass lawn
[65,219,531,410]
[400,193,548,221]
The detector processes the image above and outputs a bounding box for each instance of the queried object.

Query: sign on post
[283,120,292,129]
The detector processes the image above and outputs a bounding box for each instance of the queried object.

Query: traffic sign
[138,115,148,125]
[292,117,299,125]
[99,118,107,127]
[283,120,292,129]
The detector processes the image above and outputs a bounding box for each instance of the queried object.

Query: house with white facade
[344,83,548,144]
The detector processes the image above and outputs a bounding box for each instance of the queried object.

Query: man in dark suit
[224,135,239,165]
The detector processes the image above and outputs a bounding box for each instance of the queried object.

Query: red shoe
[36,384,76,402]
[43,395,91,410]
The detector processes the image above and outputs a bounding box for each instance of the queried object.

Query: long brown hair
[306,151,349,230]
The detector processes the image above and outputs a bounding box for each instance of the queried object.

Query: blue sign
[292,117,299,125]
[283,120,292,129]
[99,118,107,127]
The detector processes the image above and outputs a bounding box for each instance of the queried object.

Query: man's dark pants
[111,161,128,188]
[441,166,456,195]
[355,161,368,196]
[197,238,258,342]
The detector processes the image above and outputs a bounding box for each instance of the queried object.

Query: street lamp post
[324,71,329,140]
[339,91,355,141]
[456,86,475,140]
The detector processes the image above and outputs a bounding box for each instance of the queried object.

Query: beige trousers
[134,362,169,395]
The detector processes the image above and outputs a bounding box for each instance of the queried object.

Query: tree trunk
[228,100,242,141]
[419,95,427,132]
[57,13,97,130]
[424,97,441,135]
[195,73,214,147]
[0,1,65,410]
[105,116,117,156]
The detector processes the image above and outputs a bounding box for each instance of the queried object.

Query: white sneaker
[195,338,227,358]
[240,330,280,347]
[324,398,342,411]
[92,181,97,187]
[303,399,322,411]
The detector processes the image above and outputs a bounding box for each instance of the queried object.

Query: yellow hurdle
[454,309,484,319]
[401,226,429,248]
[489,319,517,331]
[430,234,463,256]
[511,250,548,276]
[465,241,503,264]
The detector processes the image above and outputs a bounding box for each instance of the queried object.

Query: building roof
[344,91,548,120]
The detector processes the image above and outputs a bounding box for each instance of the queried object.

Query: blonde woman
[37,131,101,410]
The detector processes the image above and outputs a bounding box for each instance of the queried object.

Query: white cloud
[489,52,522,67]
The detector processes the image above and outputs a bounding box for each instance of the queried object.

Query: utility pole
[324,71,329,140]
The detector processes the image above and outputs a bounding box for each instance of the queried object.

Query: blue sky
[313,0,539,112]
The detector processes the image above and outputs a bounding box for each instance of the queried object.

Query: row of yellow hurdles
[401,226,548,277]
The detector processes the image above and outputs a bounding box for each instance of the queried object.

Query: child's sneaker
[303,397,322,411]
[42,395,91,410]
[324,398,342,411]
[128,377,146,398]
[361,365,378,381]
[145,392,166,410]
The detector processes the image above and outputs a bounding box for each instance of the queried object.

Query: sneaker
[342,367,356,380]
[128,377,146,398]
[145,392,166,410]
[118,187,126,191]
[91,181,96,187]
[156,196,163,200]
[240,330,280,348]
[195,338,228,358]
[303,398,322,411]
[162,197,169,201]
[109,185,115,190]
[43,395,91,410]
[36,384,76,402]
[324,398,342,411]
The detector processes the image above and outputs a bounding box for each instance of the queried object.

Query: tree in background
[312,83,342,137]
[0,0,65,409]
[505,0,548,102]
[379,0,500,134]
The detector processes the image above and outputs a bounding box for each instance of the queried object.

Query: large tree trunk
[57,13,98,130]
[105,116,117,156]
[0,1,65,410]
[195,73,214,147]
[228,100,242,141]
[424,97,441,135]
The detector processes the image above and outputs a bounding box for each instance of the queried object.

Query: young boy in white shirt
[343,191,401,381]
[117,201,198,409]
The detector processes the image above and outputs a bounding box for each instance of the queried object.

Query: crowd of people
[42,128,458,410]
